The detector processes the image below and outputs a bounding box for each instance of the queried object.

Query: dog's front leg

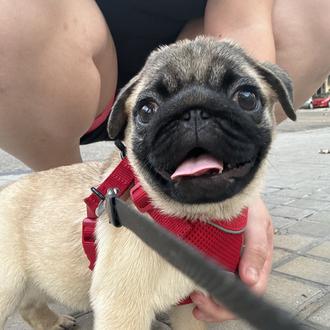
[91,226,159,330]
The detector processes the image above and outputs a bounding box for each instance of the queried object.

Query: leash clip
[105,188,122,227]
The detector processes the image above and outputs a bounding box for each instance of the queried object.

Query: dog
[0,36,295,330]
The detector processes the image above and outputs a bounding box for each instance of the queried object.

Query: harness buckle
[105,188,122,227]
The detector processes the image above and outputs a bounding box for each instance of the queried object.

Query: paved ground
[1,109,330,329]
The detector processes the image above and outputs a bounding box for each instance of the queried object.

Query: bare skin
[0,0,329,324]
[0,0,117,170]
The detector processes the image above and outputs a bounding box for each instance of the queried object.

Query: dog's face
[108,37,295,217]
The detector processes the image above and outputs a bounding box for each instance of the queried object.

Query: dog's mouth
[158,148,254,183]
[149,146,258,204]
[170,153,253,182]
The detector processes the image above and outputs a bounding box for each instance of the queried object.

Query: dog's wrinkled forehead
[107,36,295,141]
[140,38,252,93]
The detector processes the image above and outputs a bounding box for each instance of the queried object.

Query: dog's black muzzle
[133,86,272,204]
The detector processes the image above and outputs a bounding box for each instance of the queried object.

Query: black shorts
[81,0,207,144]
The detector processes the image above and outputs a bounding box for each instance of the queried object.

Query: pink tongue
[171,154,223,181]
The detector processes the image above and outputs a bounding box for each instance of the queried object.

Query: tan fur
[0,158,202,329]
[0,37,293,330]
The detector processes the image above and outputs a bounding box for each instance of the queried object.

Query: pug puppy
[0,36,295,330]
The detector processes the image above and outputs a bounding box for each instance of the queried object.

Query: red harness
[82,157,248,304]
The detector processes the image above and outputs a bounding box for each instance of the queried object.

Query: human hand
[190,196,274,322]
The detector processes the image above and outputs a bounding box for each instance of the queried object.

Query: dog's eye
[137,101,158,124]
[233,90,258,111]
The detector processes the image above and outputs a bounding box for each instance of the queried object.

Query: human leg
[0,0,117,170]
[273,0,330,122]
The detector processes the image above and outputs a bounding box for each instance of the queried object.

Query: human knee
[0,0,115,136]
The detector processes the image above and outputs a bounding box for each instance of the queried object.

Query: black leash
[105,191,304,330]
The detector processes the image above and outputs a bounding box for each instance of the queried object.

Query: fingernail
[246,267,259,284]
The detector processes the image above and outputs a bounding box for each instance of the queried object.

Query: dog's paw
[51,315,77,329]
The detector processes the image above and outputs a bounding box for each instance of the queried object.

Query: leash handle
[110,197,304,330]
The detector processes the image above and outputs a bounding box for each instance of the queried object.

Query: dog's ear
[254,62,296,121]
[107,75,140,140]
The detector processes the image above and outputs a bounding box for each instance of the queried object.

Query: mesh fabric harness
[82,157,248,304]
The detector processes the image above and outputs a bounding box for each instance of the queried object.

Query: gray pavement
[1,109,330,329]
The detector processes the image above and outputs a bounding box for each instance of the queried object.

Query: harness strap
[82,158,134,269]
[130,181,247,304]
[82,157,247,305]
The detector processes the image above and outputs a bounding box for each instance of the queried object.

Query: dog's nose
[181,109,210,121]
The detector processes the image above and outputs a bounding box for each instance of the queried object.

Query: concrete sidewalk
[1,110,330,329]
